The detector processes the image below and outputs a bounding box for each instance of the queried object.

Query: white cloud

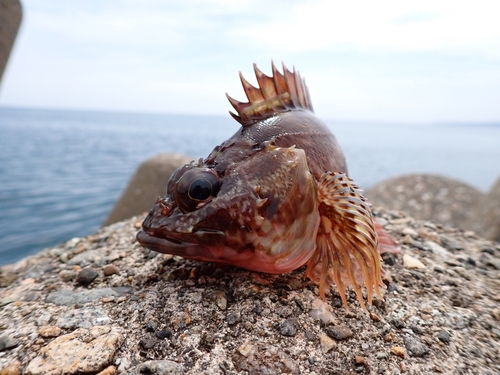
[237,1,500,57]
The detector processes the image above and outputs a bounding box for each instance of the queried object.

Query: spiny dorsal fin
[226,62,313,127]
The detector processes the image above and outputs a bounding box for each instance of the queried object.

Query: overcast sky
[1,0,499,123]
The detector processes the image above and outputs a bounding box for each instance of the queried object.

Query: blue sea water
[1,106,499,266]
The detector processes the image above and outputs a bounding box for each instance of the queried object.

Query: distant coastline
[433,121,500,127]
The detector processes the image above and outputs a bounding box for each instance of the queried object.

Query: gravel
[0,209,499,374]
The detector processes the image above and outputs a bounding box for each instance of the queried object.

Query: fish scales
[137,62,399,309]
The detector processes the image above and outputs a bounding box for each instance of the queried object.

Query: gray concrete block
[365,174,484,231]
[0,0,22,85]
[103,153,192,227]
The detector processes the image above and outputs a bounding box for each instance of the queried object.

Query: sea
[1,106,500,266]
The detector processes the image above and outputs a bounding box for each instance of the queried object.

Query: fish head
[137,145,320,273]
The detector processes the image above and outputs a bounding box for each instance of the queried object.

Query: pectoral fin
[305,172,384,309]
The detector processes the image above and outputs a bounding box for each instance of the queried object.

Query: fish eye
[188,178,213,201]
[175,169,220,212]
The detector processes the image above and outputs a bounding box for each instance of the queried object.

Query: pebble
[38,326,62,338]
[354,355,367,366]
[206,290,227,310]
[145,320,159,332]
[96,366,116,375]
[25,326,123,375]
[226,311,241,325]
[309,298,337,325]
[319,334,336,353]
[437,330,451,343]
[401,228,418,237]
[67,250,104,267]
[139,334,157,349]
[58,270,77,282]
[137,360,184,375]
[403,254,426,269]
[390,346,405,358]
[102,265,120,276]
[403,334,430,357]
[36,313,52,326]
[369,311,381,322]
[155,329,172,340]
[0,334,19,352]
[280,318,298,337]
[424,241,451,257]
[492,308,500,321]
[440,236,463,251]
[326,325,353,340]
[237,343,256,357]
[76,267,98,285]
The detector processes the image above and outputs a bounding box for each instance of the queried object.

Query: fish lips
[136,228,226,260]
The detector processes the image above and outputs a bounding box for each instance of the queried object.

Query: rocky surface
[365,174,484,232]
[1,209,499,374]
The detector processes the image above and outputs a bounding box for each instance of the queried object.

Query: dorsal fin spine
[227,61,313,127]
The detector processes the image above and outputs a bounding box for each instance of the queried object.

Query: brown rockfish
[137,62,398,308]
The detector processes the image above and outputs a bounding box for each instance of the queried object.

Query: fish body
[137,63,397,308]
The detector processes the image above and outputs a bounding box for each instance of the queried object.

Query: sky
[1,0,499,123]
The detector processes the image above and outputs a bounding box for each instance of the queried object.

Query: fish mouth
[136,229,226,261]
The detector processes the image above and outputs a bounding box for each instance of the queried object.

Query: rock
[36,312,52,326]
[438,330,451,343]
[102,153,193,226]
[366,174,483,230]
[226,311,240,325]
[403,254,426,269]
[68,250,104,267]
[403,334,430,357]
[326,325,353,340]
[354,355,367,366]
[309,298,338,325]
[102,265,120,276]
[237,343,256,357]
[424,241,451,257]
[205,289,227,310]
[0,334,18,352]
[319,334,336,353]
[136,360,184,375]
[59,269,77,282]
[38,326,62,338]
[97,366,116,375]
[76,267,98,285]
[279,318,298,337]
[155,329,172,340]
[25,326,123,375]
[145,320,159,332]
[139,333,156,349]
[390,346,405,358]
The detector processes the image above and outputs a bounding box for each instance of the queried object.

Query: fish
[137,62,399,309]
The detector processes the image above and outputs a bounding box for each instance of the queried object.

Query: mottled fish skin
[137,62,398,308]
